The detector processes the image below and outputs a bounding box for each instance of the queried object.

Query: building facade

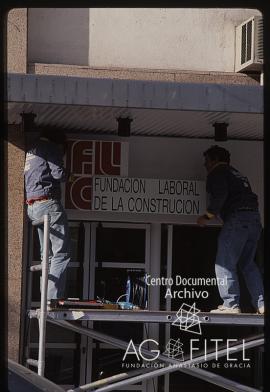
[7,7,264,391]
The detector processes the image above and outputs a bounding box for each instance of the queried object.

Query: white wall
[128,137,263,219]
[28,8,261,72]
[89,8,261,72]
[28,8,90,65]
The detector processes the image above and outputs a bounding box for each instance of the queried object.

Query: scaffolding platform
[29,308,264,326]
[27,216,265,392]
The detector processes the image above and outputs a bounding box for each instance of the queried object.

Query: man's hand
[197,215,210,227]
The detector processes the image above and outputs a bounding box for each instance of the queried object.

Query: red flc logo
[65,140,128,210]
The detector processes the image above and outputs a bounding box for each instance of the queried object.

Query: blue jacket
[206,163,258,220]
[24,137,67,200]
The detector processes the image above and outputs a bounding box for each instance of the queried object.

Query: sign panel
[64,140,129,210]
[92,176,206,215]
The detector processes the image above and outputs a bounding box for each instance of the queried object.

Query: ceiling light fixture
[213,122,228,141]
[117,117,133,137]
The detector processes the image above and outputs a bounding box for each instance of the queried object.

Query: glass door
[161,224,262,392]
[85,222,151,392]
[25,221,89,390]
[24,220,157,391]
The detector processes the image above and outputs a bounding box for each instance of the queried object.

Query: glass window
[95,268,131,302]
[171,225,258,313]
[29,318,79,344]
[29,348,80,386]
[66,267,83,298]
[96,227,145,263]
[70,226,81,262]
[91,348,142,386]
[32,223,83,264]
[93,321,144,343]
[169,346,259,392]
[95,267,147,308]
[31,267,83,301]
[171,225,220,312]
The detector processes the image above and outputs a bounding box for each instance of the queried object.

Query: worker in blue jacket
[197,145,264,314]
[24,129,71,300]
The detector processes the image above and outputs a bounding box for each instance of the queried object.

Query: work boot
[210,305,241,314]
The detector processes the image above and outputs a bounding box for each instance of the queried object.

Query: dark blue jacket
[206,163,258,220]
[24,137,67,200]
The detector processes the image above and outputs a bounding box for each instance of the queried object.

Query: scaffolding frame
[26,214,50,376]
[29,308,264,326]
[27,214,265,392]
[46,319,263,392]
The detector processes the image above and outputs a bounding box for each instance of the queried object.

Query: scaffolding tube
[38,214,50,377]
[92,365,262,392]
[27,214,50,377]
[48,320,263,392]
[69,368,157,391]
[30,309,264,326]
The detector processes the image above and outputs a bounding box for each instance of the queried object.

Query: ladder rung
[26,358,38,367]
[30,264,42,272]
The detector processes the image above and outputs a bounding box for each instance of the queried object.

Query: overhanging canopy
[7,73,263,140]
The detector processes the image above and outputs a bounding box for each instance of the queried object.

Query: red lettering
[65,140,126,210]
[95,141,121,175]
[71,140,93,175]
[65,177,92,210]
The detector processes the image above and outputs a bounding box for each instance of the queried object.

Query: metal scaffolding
[46,319,263,392]
[27,214,50,377]
[29,308,264,326]
[27,214,264,392]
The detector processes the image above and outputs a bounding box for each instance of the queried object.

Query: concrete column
[7,124,26,361]
[7,8,27,73]
[6,11,28,359]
